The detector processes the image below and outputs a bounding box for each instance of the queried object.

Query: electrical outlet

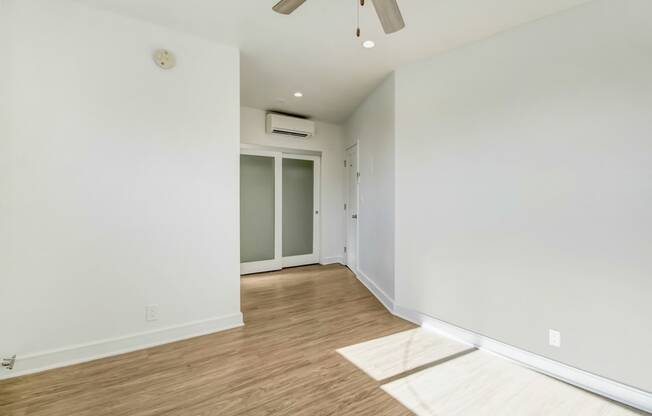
[549,329,561,347]
[146,305,159,322]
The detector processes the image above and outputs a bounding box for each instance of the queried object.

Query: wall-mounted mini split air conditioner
[266,113,315,138]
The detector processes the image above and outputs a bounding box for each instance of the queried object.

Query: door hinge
[2,355,16,371]
[344,246,347,253]
[344,160,347,167]
[344,203,347,210]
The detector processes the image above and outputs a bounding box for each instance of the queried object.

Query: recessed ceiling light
[293,91,303,98]
[362,40,375,49]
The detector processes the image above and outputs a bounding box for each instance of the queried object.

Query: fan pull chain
[356,0,360,37]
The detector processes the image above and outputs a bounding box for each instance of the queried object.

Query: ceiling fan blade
[273,0,307,15]
[371,0,405,34]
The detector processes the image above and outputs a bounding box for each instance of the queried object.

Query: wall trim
[351,268,395,316]
[320,256,345,265]
[348,266,652,413]
[393,305,652,414]
[1,312,244,380]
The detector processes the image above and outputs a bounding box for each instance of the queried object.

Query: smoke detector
[153,49,176,70]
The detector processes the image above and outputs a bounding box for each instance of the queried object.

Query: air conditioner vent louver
[272,129,309,138]
[266,113,315,138]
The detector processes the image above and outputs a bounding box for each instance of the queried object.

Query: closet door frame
[281,153,321,268]
[240,149,283,275]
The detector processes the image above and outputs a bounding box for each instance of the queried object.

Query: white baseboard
[393,305,652,414]
[348,268,652,414]
[320,256,345,265]
[351,268,395,315]
[1,312,244,380]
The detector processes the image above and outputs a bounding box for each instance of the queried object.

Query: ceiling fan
[273,0,405,35]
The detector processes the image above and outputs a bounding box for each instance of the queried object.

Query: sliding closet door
[240,149,320,275]
[282,155,320,267]
[240,150,282,274]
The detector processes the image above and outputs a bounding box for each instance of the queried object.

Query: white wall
[395,0,652,392]
[0,1,7,169]
[344,76,396,299]
[1,0,241,376]
[240,106,345,264]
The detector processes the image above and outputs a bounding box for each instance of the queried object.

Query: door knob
[352,214,358,219]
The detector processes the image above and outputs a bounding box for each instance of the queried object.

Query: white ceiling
[81,0,592,123]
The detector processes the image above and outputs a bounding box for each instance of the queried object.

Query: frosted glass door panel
[240,155,275,263]
[282,159,314,257]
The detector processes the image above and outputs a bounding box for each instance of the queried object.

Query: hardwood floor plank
[381,350,645,416]
[0,265,415,416]
[337,328,471,381]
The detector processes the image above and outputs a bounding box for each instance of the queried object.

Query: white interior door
[281,154,320,268]
[240,149,320,275]
[346,145,358,271]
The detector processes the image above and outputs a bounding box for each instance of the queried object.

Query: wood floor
[337,328,472,382]
[382,350,643,416]
[0,264,416,416]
